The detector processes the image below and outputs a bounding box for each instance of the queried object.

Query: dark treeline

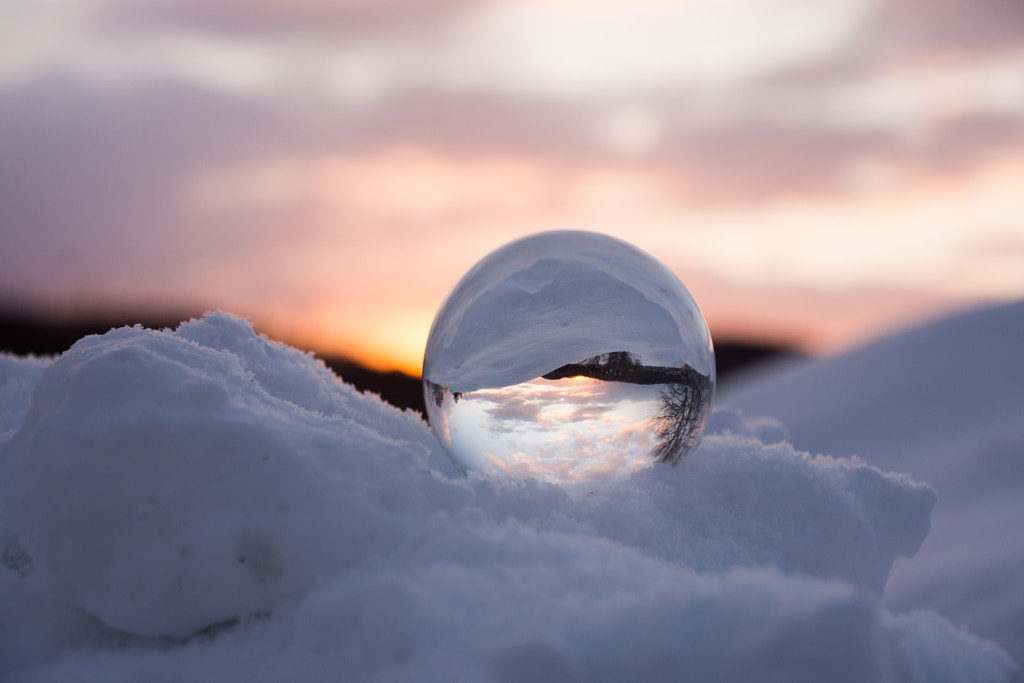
[0,310,797,416]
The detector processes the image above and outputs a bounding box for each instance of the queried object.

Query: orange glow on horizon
[249,281,991,380]
[21,144,1021,380]
[221,147,1022,376]
[258,307,433,378]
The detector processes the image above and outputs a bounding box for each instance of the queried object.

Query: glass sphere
[423,231,715,488]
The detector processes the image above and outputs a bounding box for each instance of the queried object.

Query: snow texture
[0,311,1019,682]
[423,231,714,392]
[0,354,52,436]
[722,300,1024,666]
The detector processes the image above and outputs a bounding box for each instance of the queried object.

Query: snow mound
[1,315,440,638]
[722,300,1024,663]
[0,353,53,436]
[0,312,1018,681]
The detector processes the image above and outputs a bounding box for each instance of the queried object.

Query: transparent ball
[423,231,715,488]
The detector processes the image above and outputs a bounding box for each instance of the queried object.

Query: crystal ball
[422,231,715,488]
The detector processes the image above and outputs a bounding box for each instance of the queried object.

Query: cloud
[105,0,476,38]
[767,0,1024,86]
[3,76,1022,362]
[428,0,872,97]
[863,0,1024,56]
[651,111,1024,202]
[1,0,1022,371]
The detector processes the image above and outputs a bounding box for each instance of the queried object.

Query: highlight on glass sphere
[422,231,715,489]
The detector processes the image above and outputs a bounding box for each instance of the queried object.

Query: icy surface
[0,312,1018,681]
[723,300,1024,664]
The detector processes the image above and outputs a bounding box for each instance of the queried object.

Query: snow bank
[0,354,52,436]
[2,316,439,639]
[722,300,1024,664]
[0,313,1018,682]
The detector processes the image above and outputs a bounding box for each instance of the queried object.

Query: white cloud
[0,0,873,100]
[437,0,871,96]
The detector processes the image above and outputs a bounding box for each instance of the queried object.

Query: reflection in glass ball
[422,231,715,489]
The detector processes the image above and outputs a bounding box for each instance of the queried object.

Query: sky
[1,0,1023,375]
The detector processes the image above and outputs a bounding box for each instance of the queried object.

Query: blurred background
[2,0,1023,384]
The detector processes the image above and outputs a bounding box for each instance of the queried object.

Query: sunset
[2,0,1022,374]
[2,5,1024,678]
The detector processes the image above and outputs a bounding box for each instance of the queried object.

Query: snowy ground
[0,309,1020,682]
[721,300,1024,667]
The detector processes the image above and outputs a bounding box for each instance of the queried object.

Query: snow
[0,354,51,436]
[0,310,1020,681]
[721,299,1024,665]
